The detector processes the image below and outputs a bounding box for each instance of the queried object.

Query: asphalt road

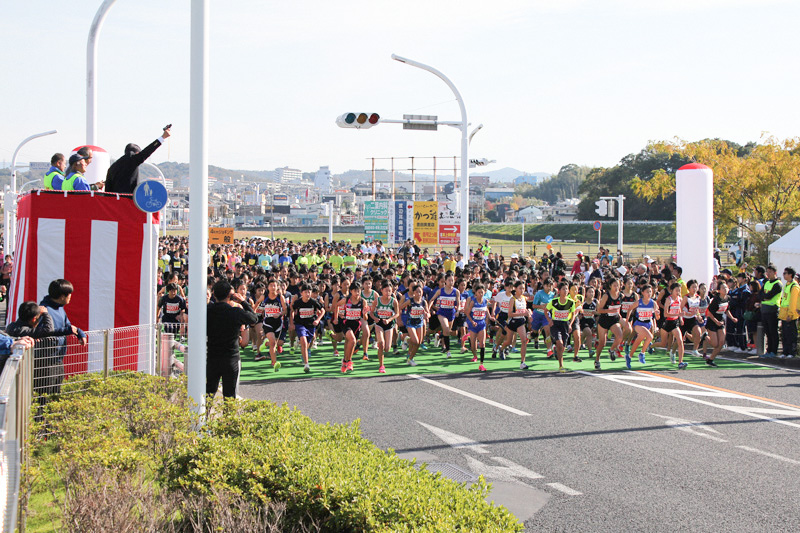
[241,359,800,532]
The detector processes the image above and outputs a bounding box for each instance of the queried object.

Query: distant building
[514,174,550,186]
[514,205,545,222]
[470,175,490,189]
[484,187,515,201]
[541,199,578,222]
[273,166,302,183]
[314,166,332,193]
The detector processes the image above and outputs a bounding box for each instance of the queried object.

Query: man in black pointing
[105,125,171,194]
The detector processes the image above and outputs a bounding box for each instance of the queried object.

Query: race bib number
[299,308,314,319]
[439,296,456,309]
[621,301,634,312]
[638,309,653,320]
[473,308,487,320]
[410,307,424,317]
[500,300,511,312]
[165,302,180,314]
[377,308,393,319]
[718,303,729,314]
[553,309,570,321]
[345,307,362,320]
[583,309,594,317]
[607,305,621,315]
[264,305,281,318]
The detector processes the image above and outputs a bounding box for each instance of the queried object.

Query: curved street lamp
[5,129,58,255]
[391,54,470,254]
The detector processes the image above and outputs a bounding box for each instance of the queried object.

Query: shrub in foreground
[167,400,522,531]
[27,373,521,532]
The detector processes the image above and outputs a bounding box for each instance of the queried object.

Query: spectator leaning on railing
[0,332,33,376]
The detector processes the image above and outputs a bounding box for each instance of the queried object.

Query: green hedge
[27,374,521,532]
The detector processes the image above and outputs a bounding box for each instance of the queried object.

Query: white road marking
[464,455,544,483]
[417,421,490,454]
[546,483,583,496]
[651,413,728,443]
[736,446,800,466]
[577,370,800,430]
[409,374,531,416]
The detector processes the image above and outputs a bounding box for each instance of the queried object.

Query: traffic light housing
[336,112,380,129]
[595,200,607,217]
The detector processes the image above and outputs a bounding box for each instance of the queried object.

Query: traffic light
[595,200,607,217]
[336,112,380,129]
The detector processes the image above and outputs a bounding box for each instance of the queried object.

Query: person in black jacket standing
[105,125,171,194]
[207,279,258,398]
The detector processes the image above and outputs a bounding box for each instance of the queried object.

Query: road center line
[408,374,531,416]
[736,446,800,466]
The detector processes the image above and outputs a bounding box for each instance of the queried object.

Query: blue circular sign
[593,221,601,231]
[545,235,553,244]
[133,180,168,213]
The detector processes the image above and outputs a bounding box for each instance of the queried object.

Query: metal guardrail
[0,344,32,533]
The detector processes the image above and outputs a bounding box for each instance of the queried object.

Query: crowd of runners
[156,235,800,375]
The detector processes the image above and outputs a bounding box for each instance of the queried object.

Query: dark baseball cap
[68,154,89,165]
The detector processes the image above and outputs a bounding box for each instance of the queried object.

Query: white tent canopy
[768,225,800,273]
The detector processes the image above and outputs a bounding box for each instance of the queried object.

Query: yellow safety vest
[43,170,62,190]
[61,172,83,191]
[763,279,782,306]
[780,281,797,308]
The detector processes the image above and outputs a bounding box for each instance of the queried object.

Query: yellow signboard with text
[413,201,438,246]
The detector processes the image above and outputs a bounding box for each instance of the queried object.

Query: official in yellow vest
[760,265,782,357]
[778,267,799,357]
[43,153,66,190]
[59,154,92,191]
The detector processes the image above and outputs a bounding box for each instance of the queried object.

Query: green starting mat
[222,341,764,382]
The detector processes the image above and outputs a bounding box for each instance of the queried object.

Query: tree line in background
[507,137,800,247]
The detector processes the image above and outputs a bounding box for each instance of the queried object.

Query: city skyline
[2,0,798,177]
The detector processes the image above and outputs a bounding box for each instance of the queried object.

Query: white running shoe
[408,358,418,366]
[446,351,452,359]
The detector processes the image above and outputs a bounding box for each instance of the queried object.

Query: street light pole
[188,0,209,418]
[391,54,469,256]
[87,0,117,145]
[7,129,58,255]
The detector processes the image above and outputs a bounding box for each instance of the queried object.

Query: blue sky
[1,0,798,176]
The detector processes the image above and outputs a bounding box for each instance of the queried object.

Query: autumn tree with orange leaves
[631,137,800,263]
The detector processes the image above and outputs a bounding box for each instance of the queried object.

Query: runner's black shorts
[344,320,361,335]
[376,319,396,332]
[507,317,526,331]
[263,318,283,336]
[598,315,620,330]
[662,319,680,333]
[551,321,570,343]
